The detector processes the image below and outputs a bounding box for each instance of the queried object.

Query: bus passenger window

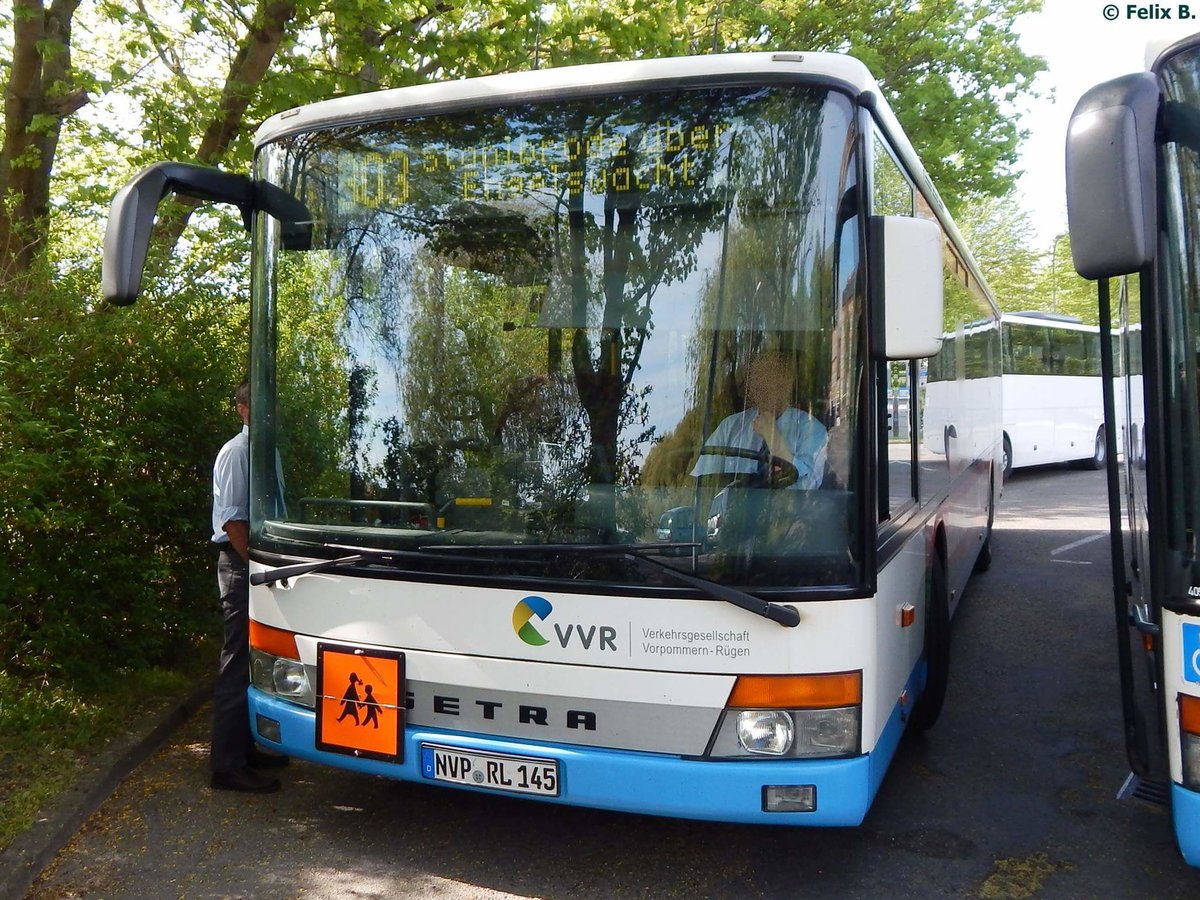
[884,359,915,515]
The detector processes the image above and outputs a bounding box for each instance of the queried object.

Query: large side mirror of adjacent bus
[1065,73,1159,280]
[870,215,944,360]
[102,161,312,306]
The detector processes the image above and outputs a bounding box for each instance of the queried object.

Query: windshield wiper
[250,553,368,586]
[616,549,800,628]
[250,544,549,586]
[421,542,800,628]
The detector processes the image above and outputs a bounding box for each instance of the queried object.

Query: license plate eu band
[420,743,560,797]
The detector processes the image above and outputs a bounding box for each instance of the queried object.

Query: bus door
[1113,278,1171,803]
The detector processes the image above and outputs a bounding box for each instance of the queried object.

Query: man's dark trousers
[212,545,252,774]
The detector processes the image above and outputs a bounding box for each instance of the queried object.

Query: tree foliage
[0,0,1044,681]
[0,256,245,682]
[952,195,1099,325]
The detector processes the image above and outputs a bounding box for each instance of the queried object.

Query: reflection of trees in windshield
[643,92,856,490]
[266,86,855,547]
[268,251,354,513]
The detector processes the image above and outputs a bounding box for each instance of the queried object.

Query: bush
[0,258,247,686]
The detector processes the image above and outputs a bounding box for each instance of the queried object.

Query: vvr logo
[511,596,618,652]
[513,596,552,646]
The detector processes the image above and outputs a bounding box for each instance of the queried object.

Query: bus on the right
[1065,32,1200,868]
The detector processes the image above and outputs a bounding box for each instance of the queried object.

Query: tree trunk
[155,0,298,251]
[0,0,86,276]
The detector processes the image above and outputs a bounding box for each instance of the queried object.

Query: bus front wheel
[1001,434,1013,482]
[910,552,950,733]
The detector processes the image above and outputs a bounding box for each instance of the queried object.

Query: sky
[1015,0,1200,248]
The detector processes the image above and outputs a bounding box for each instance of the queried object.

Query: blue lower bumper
[1173,782,1200,867]
[249,681,913,826]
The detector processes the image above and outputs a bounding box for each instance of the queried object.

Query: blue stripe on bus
[249,671,917,827]
[1173,782,1200,867]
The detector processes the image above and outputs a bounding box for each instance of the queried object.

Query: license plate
[420,744,560,797]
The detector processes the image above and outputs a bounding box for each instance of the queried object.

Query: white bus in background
[999,311,1105,479]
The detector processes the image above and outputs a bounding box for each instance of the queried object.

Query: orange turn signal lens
[1182,694,1200,736]
[249,619,300,660]
[727,672,862,709]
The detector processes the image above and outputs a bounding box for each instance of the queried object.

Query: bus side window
[885,359,916,513]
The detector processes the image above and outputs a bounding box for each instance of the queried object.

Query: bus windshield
[250,84,864,590]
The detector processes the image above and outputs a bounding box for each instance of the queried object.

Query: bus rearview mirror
[102,161,312,306]
[871,215,944,360]
[1065,72,1159,280]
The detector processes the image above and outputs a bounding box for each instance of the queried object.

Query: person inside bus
[691,350,828,489]
[210,378,289,793]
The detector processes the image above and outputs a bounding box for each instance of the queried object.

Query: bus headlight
[711,706,859,758]
[250,648,315,707]
[249,620,315,708]
[796,707,860,754]
[273,658,312,702]
[737,711,795,755]
[1184,733,1200,791]
[708,673,863,759]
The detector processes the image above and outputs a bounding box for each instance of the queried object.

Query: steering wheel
[697,444,799,489]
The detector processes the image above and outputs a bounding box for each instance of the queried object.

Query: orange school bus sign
[315,643,405,763]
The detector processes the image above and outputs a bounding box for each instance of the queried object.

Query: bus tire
[1084,425,1106,470]
[974,530,992,574]
[911,552,950,733]
[1002,434,1013,482]
[973,476,995,574]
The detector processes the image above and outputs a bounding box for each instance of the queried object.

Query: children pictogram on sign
[317,644,404,763]
[360,684,382,728]
[337,672,363,724]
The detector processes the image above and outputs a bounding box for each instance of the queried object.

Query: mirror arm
[102,162,313,306]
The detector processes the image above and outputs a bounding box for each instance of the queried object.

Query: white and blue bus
[104,53,999,825]
[1066,34,1200,866]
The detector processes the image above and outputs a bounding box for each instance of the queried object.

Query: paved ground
[20,466,1200,898]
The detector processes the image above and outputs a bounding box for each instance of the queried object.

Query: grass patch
[979,852,1073,899]
[0,640,212,851]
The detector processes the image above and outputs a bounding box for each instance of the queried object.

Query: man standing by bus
[210,378,287,793]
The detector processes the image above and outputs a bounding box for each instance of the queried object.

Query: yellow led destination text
[340,121,734,209]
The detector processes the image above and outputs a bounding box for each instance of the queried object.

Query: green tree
[1038,233,1097,324]
[2,0,1044,279]
[0,0,1047,684]
[548,0,1046,208]
[952,193,1042,313]
[0,0,88,274]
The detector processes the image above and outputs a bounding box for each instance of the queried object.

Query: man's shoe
[247,747,290,769]
[211,766,281,794]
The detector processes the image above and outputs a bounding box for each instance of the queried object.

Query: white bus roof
[1001,311,1097,332]
[254,53,880,147]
